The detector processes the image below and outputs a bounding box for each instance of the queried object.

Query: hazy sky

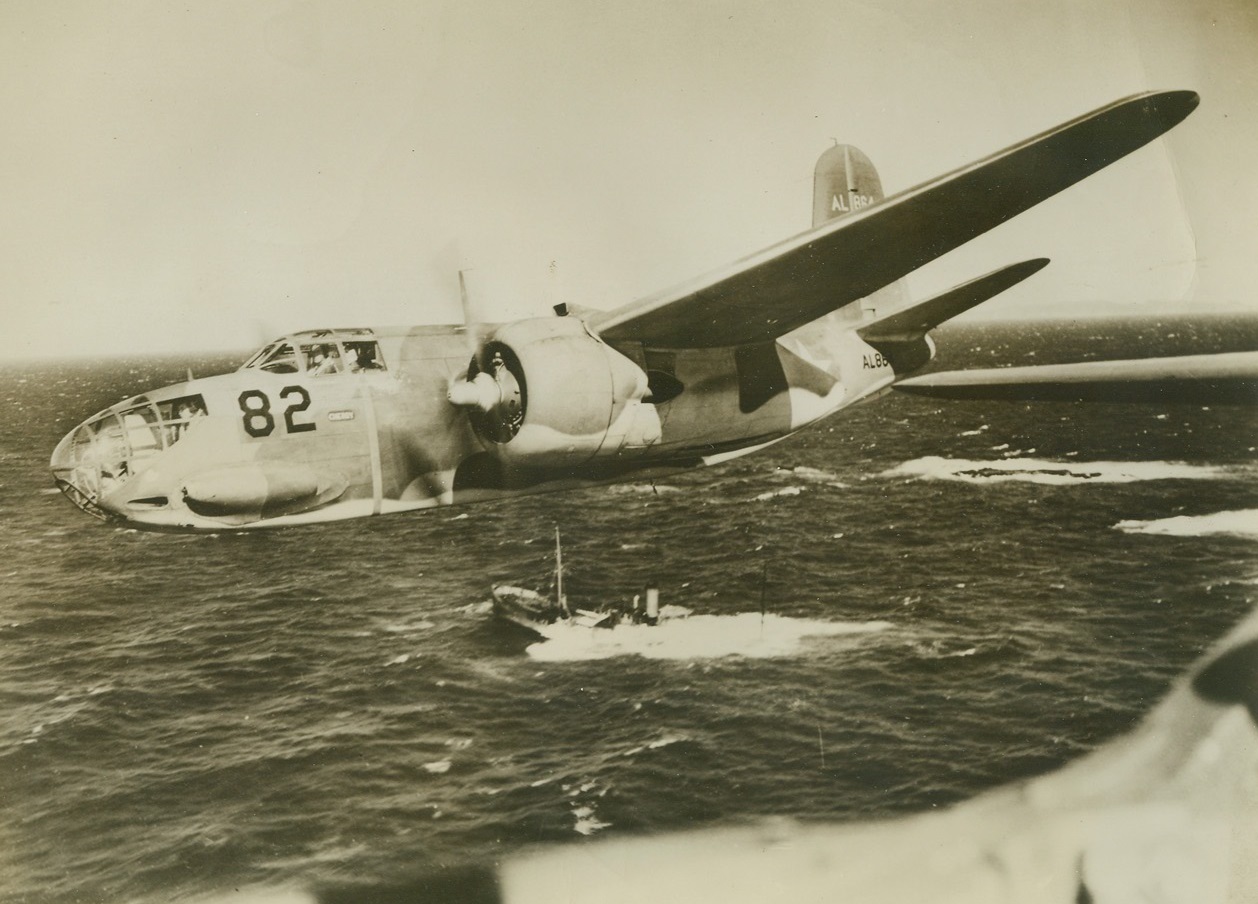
[3,0,1256,358]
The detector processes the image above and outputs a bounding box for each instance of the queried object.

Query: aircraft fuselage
[50,318,900,530]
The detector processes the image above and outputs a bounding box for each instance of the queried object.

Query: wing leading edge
[591,91,1199,349]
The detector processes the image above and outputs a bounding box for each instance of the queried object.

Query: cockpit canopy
[241,328,387,376]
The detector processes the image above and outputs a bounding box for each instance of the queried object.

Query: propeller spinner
[448,342,526,443]
[446,272,526,443]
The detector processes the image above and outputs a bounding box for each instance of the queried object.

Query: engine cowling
[866,333,936,376]
[448,317,662,469]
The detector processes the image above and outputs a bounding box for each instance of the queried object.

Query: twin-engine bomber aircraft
[51,92,1200,531]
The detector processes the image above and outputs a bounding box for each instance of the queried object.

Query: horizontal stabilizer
[858,259,1050,343]
[895,350,1258,405]
[591,91,1198,349]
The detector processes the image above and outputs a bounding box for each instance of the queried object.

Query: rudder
[812,144,884,228]
[811,144,904,322]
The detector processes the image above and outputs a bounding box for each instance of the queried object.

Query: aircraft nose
[50,391,204,524]
[51,413,132,521]
[50,412,180,523]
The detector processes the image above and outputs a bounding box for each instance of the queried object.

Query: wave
[379,619,436,634]
[885,456,1230,486]
[755,486,805,501]
[457,601,494,616]
[621,735,690,758]
[774,465,847,487]
[605,483,682,496]
[571,804,610,835]
[524,613,892,663]
[1116,509,1258,539]
[909,640,980,660]
[647,735,685,750]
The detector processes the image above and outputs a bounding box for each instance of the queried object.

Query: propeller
[446,270,526,442]
[447,270,498,410]
[455,269,492,356]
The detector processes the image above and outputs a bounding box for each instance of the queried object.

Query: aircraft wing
[894,350,1258,405]
[590,91,1198,349]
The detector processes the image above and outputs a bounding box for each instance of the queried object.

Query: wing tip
[1127,88,1200,130]
[1155,87,1200,121]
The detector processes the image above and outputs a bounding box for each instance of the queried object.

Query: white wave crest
[605,483,681,496]
[647,735,686,750]
[1116,509,1258,539]
[756,486,805,501]
[381,619,435,634]
[525,613,891,662]
[885,456,1228,486]
[775,466,847,487]
[624,735,689,757]
[457,601,494,616]
[572,804,611,835]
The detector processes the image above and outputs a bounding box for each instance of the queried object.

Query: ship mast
[555,526,570,617]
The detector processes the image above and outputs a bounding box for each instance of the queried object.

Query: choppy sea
[2,316,1256,903]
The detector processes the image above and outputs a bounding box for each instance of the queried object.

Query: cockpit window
[303,343,343,375]
[242,342,278,370]
[241,341,300,372]
[241,331,386,375]
[158,395,207,444]
[343,340,386,372]
[53,394,209,499]
[257,343,298,373]
[119,403,164,461]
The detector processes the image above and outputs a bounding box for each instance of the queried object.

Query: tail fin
[812,144,884,227]
[812,144,903,321]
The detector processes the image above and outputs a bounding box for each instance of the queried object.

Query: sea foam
[1116,509,1258,539]
[886,456,1229,486]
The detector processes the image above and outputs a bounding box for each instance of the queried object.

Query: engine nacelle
[866,334,937,376]
[451,317,661,469]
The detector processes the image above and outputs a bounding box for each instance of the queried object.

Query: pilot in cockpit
[344,342,383,372]
[311,346,341,376]
[173,400,204,439]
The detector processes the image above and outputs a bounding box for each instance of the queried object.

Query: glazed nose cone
[50,410,143,521]
[50,392,193,524]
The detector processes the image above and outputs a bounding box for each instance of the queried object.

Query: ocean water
[2,316,1256,903]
